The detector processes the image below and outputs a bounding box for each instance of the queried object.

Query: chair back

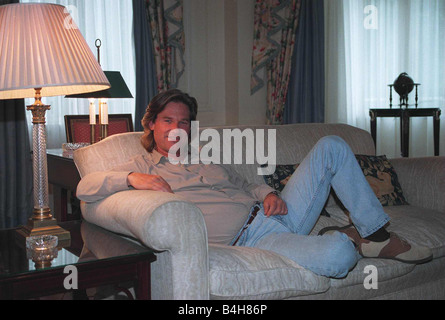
[65,113,134,143]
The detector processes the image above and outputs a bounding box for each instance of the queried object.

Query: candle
[89,99,96,124]
[100,99,109,125]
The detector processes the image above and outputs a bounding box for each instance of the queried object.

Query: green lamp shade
[66,71,132,99]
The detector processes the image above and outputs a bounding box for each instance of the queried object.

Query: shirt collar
[148,149,164,165]
[147,148,194,165]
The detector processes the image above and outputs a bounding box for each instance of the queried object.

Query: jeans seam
[296,168,330,233]
[333,183,390,238]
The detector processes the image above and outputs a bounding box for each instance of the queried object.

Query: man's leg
[253,225,359,278]
[237,207,359,278]
[279,135,432,264]
[239,135,371,278]
[279,135,389,237]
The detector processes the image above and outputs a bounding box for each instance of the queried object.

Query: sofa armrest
[390,156,445,213]
[80,190,209,299]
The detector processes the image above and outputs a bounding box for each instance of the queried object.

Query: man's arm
[127,172,173,193]
[76,155,173,203]
[76,170,133,203]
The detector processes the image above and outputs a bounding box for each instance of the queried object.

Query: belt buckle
[232,203,261,246]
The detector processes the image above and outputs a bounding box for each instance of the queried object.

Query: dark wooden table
[47,149,81,222]
[0,220,156,300]
[369,108,441,157]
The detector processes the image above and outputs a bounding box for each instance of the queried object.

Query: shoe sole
[361,253,434,265]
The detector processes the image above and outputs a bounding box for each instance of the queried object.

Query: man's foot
[359,232,433,264]
[319,225,433,264]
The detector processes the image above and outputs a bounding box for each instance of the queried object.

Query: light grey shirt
[76,150,275,245]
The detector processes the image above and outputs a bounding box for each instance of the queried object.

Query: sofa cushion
[330,258,415,289]
[209,244,330,300]
[210,123,376,186]
[355,154,408,206]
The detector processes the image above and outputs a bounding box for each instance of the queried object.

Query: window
[325,0,444,157]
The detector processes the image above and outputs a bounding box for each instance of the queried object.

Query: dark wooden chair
[64,114,134,143]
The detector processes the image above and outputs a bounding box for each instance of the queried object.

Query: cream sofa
[73,123,445,299]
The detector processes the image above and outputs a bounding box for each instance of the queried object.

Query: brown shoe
[358,233,433,264]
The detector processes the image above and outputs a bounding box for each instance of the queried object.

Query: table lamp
[0,3,110,241]
[66,40,133,143]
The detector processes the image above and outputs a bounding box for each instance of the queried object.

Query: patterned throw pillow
[355,154,408,206]
[262,164,299,192]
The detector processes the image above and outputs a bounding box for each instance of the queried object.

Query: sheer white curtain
[325,0,445,158]
[21,0,135,148]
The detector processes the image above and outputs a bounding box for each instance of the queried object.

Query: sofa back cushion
[203,123,375,184]
[74,131,146,177]
[74,123,375,184]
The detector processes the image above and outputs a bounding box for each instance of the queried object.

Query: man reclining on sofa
[76,89,432,279]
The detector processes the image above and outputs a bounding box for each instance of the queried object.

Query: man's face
[149,101,191,157]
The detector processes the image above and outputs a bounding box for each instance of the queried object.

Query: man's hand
[127,172,173,193]
[263,192,288,217]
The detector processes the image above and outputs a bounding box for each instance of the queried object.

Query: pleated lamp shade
[0,3,110,100]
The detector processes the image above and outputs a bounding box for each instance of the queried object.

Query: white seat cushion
[209,244,330,300]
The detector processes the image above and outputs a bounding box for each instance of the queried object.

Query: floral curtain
[251,0,302,124]
[146,0,185,92]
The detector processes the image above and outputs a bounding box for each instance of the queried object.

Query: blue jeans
[233,136,390,278]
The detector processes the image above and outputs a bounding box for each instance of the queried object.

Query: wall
[178,0,267,127]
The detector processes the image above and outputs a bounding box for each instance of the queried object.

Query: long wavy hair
[140,89,198,153]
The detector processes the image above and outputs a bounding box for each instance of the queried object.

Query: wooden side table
[369,108,441,157]
[47,149,81,222]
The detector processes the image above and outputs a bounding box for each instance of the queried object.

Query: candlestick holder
[100,124,109,141]
[90,124,96,144]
